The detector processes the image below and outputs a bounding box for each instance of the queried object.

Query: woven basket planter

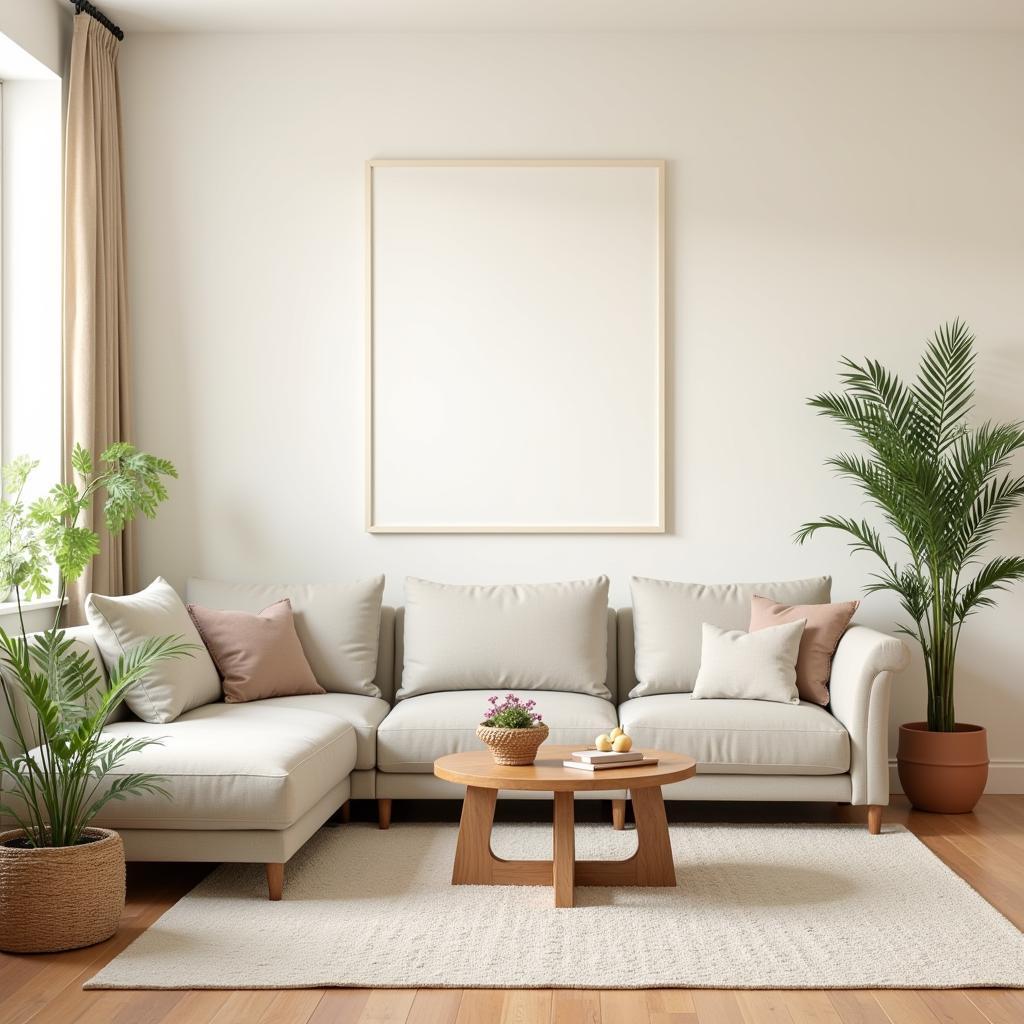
[0,827,125,953]
[476,723,550,766]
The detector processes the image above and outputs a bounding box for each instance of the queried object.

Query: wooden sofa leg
[612,799,627,831]
[340,800,351,824]
[378,798,392,830]
[867,805,882,835]
[266,862,284,901]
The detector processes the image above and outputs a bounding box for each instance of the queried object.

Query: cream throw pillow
[628,576,831,697]
[86,577,220,724]
[398,576,611,700]
[691,619,806,705]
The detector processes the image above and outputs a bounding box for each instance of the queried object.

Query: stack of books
[562,749,659,771]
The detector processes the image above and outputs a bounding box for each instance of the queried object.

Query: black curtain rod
[69,0,124,41]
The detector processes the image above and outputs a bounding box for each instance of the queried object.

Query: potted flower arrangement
[0,444,189,953]
[797,321,1024,813]
[476,693,549,766]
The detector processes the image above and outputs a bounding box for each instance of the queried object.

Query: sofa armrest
[828,625,909,806]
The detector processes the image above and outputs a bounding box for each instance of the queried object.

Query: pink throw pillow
[748,595,859,705]
[187,598,325,703]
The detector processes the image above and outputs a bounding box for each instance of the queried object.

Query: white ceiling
[97,0,1024,34]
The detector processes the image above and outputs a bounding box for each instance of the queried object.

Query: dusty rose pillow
[187,599,325,703]
[749,595,859,705]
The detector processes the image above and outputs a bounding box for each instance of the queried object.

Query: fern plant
[796,321,1024,732]
[0,444,193,847]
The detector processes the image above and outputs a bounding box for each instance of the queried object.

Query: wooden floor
[2,796,1024,1024]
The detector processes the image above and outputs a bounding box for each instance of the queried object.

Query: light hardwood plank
[736,992,795,1024]
[692,990,745,1024]
[308,990,372,1024]
[155,991,233,1024]
[871,991,942,1024]
[257,990,327,1024]
[110,991,187,1024]
[406,990,463,1024]
[826,992,891,1024]
[916,991,991,1024]
[601,990,651,1021]
[208,992,278,1024]
[743,991,798,1024]
[550,990,601,1024]
[500,990,552,1024]
[69,992,135,1024]
[648,989,696,1014]
[965,989,1024,1024]
[356,990,417,1023]
[779,992,843,1024]
[455,990,506,1024]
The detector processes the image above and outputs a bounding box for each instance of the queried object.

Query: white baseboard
[888,760,1024,796]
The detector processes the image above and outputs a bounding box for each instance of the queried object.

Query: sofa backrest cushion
[396,576,612,700]
[186,577,385,698]
[626,576,832,698]
[393,604,617,705]
[86,577,222,723]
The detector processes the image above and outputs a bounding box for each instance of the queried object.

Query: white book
[562,757,658,772]
[571,748,646,764]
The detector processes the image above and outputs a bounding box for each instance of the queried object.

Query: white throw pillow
[398,576,610,700]
[85,577,221,724]
[186,577,385,697]
[628,576,831,697]
[691,620,806,705]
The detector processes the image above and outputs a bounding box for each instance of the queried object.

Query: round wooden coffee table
[434,744,696,907]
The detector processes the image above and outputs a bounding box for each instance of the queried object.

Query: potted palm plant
[796,321,1024,813]
[0,443,191,953]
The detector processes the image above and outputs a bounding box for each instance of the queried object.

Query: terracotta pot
[0,828,125,953]
[897,722,988,814]
[476,723,550,766]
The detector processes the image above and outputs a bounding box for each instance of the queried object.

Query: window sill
[0,597,66,619]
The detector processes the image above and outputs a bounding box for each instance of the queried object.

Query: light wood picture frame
[366,158,666,534]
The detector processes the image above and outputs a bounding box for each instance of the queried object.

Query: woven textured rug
[87,822,1024,990]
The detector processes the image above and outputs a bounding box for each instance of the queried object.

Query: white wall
[119,32,1024,789]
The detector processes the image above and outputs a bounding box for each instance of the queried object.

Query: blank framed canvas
[366,159,665,533]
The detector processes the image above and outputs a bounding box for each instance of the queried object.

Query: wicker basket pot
[0,827,125,953]
[476,723,550,766]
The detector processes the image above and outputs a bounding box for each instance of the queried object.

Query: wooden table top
[433,744,697,793]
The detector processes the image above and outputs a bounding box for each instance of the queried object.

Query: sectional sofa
[0,574,908,900]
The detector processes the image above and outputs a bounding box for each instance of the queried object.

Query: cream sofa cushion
[186,577,385,698]
[398,577,611,700]
[691,620,805,705]
[619,693,849,775]
[72,702,357,830]
[86,577,221,724]
[629,576,831,698]
[255,692,390,771]
[377,689,618,773]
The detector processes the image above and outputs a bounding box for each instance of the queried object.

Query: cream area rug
[87,822,1024,990]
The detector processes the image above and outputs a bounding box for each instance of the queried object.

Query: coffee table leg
[553,790,576,907]
[630,786,677,886]
[452,785,498,885]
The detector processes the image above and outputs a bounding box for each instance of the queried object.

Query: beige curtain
[63,14,136,623]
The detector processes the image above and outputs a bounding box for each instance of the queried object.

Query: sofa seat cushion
[76,702,357,830]
[618,693,849,775]
[254,693,390,770]
[377,690,618,773]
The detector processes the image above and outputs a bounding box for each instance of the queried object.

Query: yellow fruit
[610,726,624,739]
[612,734,633,753]
[595,734,613,752]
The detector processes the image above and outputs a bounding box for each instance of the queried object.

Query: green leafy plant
[796,321,1024,732]
[0,444,192,847]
